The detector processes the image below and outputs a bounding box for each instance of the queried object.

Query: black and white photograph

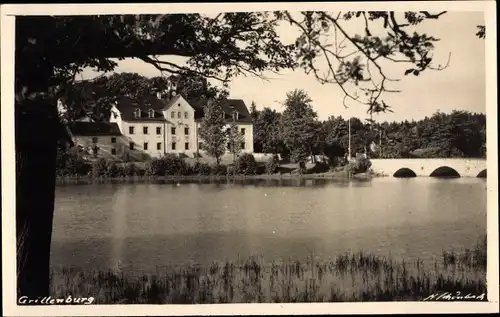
[1,1,498,315]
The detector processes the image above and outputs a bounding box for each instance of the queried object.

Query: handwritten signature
[422,292,486,301]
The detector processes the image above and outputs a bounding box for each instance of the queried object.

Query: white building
[109,82,254,158]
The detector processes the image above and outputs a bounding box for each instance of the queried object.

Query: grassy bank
[50,236,486,303]
[55,171,359,185]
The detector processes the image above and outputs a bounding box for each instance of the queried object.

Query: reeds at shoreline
[50,236,487,303]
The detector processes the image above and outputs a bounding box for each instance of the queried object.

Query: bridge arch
[393,167,417,178]
[477,169,487,178]
[429,166,461,178]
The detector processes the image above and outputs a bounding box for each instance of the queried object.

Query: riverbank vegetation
[56,150,373,181]
[50,236,486,303]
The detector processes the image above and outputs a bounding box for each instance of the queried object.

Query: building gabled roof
[114,94,252,124]
[161,94,184,110]
[114,95,168,122]
[69,122,123,137]
[187,98,253,123]
[222,99,252,123]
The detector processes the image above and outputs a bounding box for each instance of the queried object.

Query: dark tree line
[251,101,486,161]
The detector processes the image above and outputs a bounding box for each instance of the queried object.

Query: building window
[241,142,245,150]
[134,108,141,118]
[111,148,116,155]
[184,127,189,135]
[129,142,135,150]
[241,128,246,135]
[227,143,231,150]
[172,142,176,150]
[156,127,161,135]
[111,137,116,143]
[144,142,148,150]
[171,111,175,118]
[143,126,148,134]
[92,137,98,143]
[171,127,176,135]
[185,142,189,150]
[184,112,188,119]
[157,142,162,150]
[199,142,203,150]
[129,126,135,134]
[177,112,181,119]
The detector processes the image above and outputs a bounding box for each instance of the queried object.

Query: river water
[51,178,487,273]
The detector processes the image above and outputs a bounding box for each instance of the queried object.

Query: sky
[80,11,485,122]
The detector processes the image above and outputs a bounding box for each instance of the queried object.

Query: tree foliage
[16,13,296,99]
[199,100,227,165]
[227,121,245,159]
[253,107,284,155]
[280,89,322,163]
[254,107,486,160]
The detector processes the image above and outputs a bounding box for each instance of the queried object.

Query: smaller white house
[190,98,255,154]
[67,118,127,159]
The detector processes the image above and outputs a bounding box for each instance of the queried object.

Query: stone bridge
[369,158,487,178]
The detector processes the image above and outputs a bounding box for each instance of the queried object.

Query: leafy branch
[280,11,453,114]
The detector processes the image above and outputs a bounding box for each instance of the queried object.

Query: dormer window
[148,109,155,118]
[134,108,141,118]
[232,111,239,120]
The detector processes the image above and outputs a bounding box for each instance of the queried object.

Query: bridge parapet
[369,158,487,177]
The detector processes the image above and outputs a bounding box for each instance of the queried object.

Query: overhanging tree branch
[282,10,456,113]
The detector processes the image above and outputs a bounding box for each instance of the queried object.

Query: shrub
[235,153,257,175]
[145,154,194,176]
[168,156,192,176]
[106,161,123,177]
[307,162,330,174]
[210,164,227,176]
[56,148,92,176]
[91,158,109,178]
[265,155,279,174]
[144,158,167,176]
[346,156,372,175]
[193,161,211,176]
[298,161,307,174]
[123,163,139,176]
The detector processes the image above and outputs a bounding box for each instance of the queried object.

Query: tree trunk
[16,97,59,300]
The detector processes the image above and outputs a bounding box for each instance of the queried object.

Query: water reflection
[52,178,487,272]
